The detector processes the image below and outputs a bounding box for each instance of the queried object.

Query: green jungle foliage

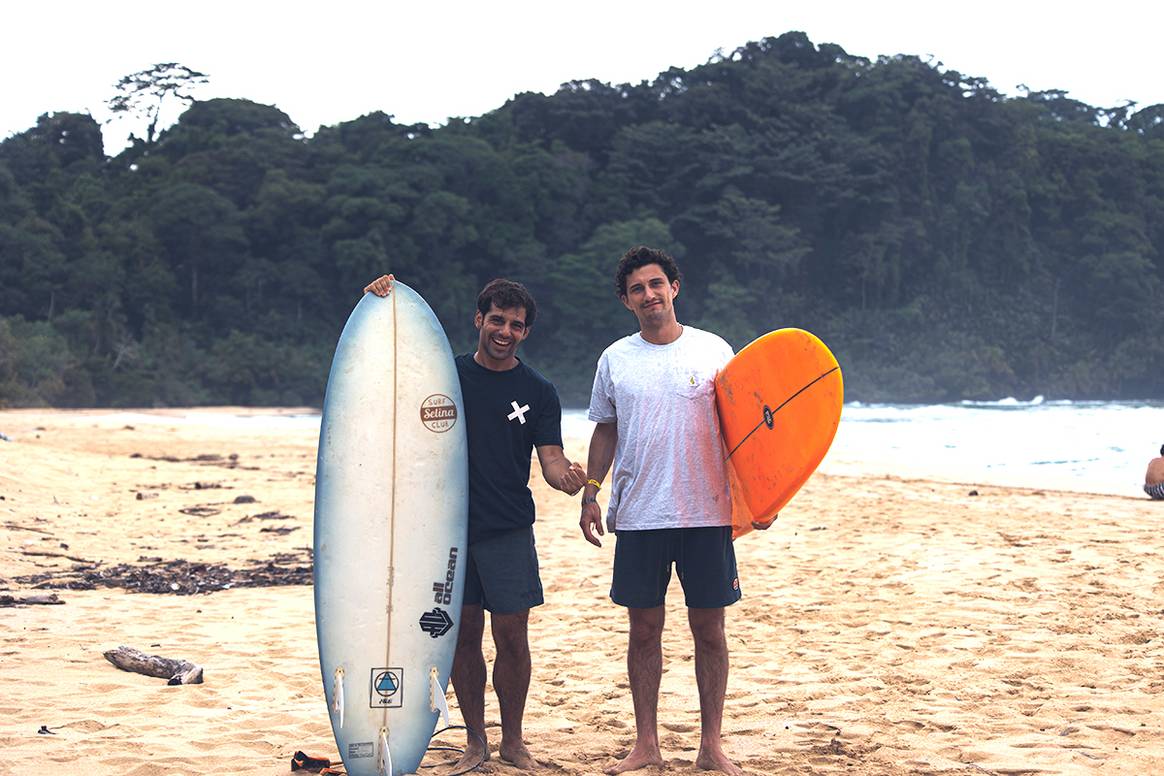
[1,32,1162,407]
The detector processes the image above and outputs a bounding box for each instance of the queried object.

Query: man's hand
[559,462,587,496]
[364,274,394,297]
[536,446,587,496]
[580,501,604,547]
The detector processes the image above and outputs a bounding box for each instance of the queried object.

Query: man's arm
[536,445,587,495]
[579,421,617,547]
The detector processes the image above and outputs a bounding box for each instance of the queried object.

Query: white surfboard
[314,282,468,776]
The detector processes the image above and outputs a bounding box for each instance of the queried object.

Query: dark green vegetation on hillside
[2,33,1162,407]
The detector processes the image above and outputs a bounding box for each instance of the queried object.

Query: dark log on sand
[0,592,64,607]
[102,645,204,685]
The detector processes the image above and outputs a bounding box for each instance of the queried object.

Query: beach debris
[13,553,313,594]
[103,645,204,685]
[4,521,50,534]
[19,548,92,563]
[129,452,254,470]
[232,494,257,504]
[0,432,11,442]
[37,725,56,735]
[236,510,293,524]
[0,592,64,607]
[969,489,979,496]
[179,505,222,517]
[136,491,159,500]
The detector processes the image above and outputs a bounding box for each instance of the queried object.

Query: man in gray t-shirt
[580,245,744,776]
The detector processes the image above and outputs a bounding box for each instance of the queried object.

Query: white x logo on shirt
[507,401,530,424]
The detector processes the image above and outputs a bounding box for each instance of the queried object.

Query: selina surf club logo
[420,394,458,433]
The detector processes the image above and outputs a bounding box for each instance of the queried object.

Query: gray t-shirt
[587,326,734,531]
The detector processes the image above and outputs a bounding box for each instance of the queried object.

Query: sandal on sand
[290,751,334,772]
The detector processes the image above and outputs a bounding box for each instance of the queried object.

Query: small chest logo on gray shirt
[507,400,530,424]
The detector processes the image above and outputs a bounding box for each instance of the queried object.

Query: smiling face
[620,263,680,331]
[474,303,530,370]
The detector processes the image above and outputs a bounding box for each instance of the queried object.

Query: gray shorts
[463,526,544,614]
[1146,482,1164,500]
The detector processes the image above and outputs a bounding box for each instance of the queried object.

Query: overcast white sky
[4,1,1161,153]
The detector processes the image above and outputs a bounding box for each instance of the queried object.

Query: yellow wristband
[586,479,602,490]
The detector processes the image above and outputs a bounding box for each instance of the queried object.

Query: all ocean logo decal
[432,546,458,605]
[370,667,404,708]
[420,394,458,433]
[419,607,454,638]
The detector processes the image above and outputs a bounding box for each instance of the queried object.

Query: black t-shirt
[456,354,563,543]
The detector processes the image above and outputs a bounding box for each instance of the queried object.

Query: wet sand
[2,408,1162,774]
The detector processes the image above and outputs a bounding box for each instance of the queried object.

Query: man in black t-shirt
[364,274,586,771]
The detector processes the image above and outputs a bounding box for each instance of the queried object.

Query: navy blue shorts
[463,526,544,614]
[610,526,741,609]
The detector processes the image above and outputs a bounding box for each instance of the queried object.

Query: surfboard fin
[379,726,392,775]
[429,666,450,727]
[332,666,345,729]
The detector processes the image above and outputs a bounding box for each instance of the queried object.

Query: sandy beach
[2,408,1162,775]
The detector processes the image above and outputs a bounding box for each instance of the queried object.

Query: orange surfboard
[715,329,843,539]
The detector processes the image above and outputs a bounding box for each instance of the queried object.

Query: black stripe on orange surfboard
[724,366,839,461]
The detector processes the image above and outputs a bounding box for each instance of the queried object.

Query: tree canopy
[1,34,1162,408]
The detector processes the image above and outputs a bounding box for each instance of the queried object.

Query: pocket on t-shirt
[673,366,716,399]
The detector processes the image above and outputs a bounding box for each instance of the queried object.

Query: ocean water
[565,398,1164,498]
[71,400,1163,499]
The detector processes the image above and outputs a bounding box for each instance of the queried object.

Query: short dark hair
[615,245,681,297]
[477,278,536,327]
[1160,443,1164,456]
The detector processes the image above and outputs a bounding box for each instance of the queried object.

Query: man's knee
[457,604,486,650]
[688,607,726,649]
[490,609,530,655]
[628,606,665,647]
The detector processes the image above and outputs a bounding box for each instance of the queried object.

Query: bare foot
[605,744,664,774]
[453,738,489,772]
[499,740,538,770]
[695,747,743,776]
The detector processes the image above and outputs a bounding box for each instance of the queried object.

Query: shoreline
[3,405,1149,499]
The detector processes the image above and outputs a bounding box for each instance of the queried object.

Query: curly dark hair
[477,278,537,326]
[615,245,682,297]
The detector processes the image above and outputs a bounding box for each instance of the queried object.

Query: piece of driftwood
[102,645,204,685]
[0,592,63,607]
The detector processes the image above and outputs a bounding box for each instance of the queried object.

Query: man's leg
[451,603,489,768]
[688,607,742,776]
[491,608,537,768]
[607,605,666,774]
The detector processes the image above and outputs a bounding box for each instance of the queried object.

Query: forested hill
[2,32,1162,408]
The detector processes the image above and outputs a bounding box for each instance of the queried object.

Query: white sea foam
[822,400,1163,497]
[565,400,1163,498]
[73,403,1162,499]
